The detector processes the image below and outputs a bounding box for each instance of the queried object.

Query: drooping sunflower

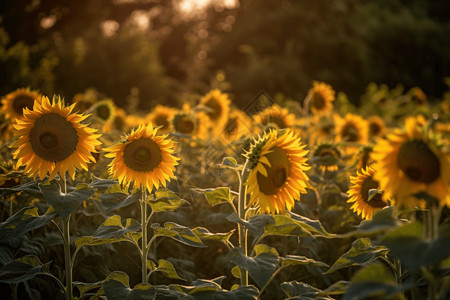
[1,88,42,120]
[254,104,296,130]
[245,129,310,214]
[11,96,102,180]
[372,121,450,208]
[145,105,176,133]
[347,166,387,220]
[367,115,386,139]
[307,81,335,115]
[311,143,342,172]
[200,89,231,134]
[104,123,179,191]
[335,113,369,153]
[220,108,252,142]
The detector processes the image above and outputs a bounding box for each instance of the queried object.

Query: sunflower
[88,99,116,123]
[347,166,387,220]
[1,88,42,121]
[245,129,310,214]
[372,120,450,208]
[170,105,209,139]
[307,81,335,115]
[11,96,102,180]
[253,104,296,130]
[335,113,369,153]
[408,87,427,106]
[200,89,231,134]
[308,114,339,145]
[104,123,179,191]
[356,145,375,170]
[312,143,342,172]
[367,115,386,139]
[145,105,176,133]
[220,108,252,142]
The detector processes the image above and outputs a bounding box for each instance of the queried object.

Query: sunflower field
[1,1,450,300]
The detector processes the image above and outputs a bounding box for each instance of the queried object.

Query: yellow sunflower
[200,89,231,134]
[145,105,176,133]
[170,105,210,140]
[372,121,450,208]
[312,143,342,172]
[335,113,369,152]
[307,81,335,115]
[356,145,375,170]
[308,114,339,145]
[408,87,427,106]
[1,88,42,120]
[104,123,179,191]
[253,104,296,130]
[11,96,102,180]
[88,99,116,123]
[245,129,310,214]
[220,108,252,142]
[367,115,386,139]
[347,166,387,220]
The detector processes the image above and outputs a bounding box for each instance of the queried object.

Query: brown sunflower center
[13,95,35,115]
[369,122,381,136]
[204,98,222,120]
[225,117,238,136]
[261,114,287,129]
[318,149,337,157]
[257,147,290,195]
[312,92,326,110]
[123,137,161,172]
[96,105,111,120]
[174,115,195,134]
[360,176,385,208]
[341,123,359,142]
[154,115,169,130]
[397,139,440,183]
[30,113,78,161]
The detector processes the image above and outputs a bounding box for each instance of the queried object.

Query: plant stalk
[140,187,149,284]
[60,176,73,300]
[238,160,250,286]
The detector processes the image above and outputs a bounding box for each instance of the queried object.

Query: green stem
[258,267,283,298]
[60,176,73,300]
[238,160,250,286]
[140,187,148,284]
[9,196,13,217]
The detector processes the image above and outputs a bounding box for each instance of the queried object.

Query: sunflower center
[257,147,290,195]
[225,117,238,136]
[361,177,385,208]
[13,95,35,115]
[205,99,222,120]
[369,122,381,136]
[312,93,326,110]
[318,149,337,157]
[123,137,161,171]
[341,123,359,142]
[154,115,169,130]
[96,105,110,120]
[261,115,287,129]
[30,113,79,162]
[397,139,440,183]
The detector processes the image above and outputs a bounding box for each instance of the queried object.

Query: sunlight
[177,0,238,17]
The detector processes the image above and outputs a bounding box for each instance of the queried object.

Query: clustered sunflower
[307,81,335,115]
[11,96,102,180]
[1,88,42,121]
[245,129,310,214]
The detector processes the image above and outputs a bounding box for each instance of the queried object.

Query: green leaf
[381,222,450,271]
[231,266,241,279]
[0,181,41,197]
[171,279,258,299]
[325,238,389,274]
[0,261,43,284]
[151,259,184,280]
[74,280,103,298]
[196,187,235,207]
[349,206,399,236]
[319,281,350,296]
[289,212,336,238]
[281,281,331,299]
[100,184,141,213]
[227,246,279,288]
[192,227,235,243]
[343,264,400,300]
[281,255,329,269]
[74,215,141,250]
[89,176,118,190]
[152,222,206,248]
[219,156,243,171]
[265,215,326,239]
[227,214,274,247]
[39,180,94,219]
[148,189,189,212]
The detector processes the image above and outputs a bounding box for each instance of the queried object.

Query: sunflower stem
[140,187,149,284]
[59,176,73,300]
[238,160,250,286]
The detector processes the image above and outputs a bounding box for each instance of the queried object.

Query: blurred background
[0,0,449,110]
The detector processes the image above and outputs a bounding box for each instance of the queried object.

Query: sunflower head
[200,89,231,133]
[356,145,375,170]
[1,88,42,121]
[408,87,427,106]
[367,115,386,138]
[347,166,387,220]
[254,104,296,130]
[11,95,102,180]
[221,109,252,142]
[145,105,176,133]
[104,123,179,192]
[372,122,450,208]
[312,143,342,172]
[245,129,310,214]
[88,99,116,123]
[335,113,369,153]
[171,106,209,139]
[307,81,335,115]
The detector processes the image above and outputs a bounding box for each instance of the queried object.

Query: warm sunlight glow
[177,0,239,18]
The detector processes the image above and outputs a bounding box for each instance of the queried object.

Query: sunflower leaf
[150,259,184,280]
[196,187,235,207]
[280,281,330,299]
[0,181,42,197]
[0,261,44,284]
[147,189,189,212]
[152,222,206,248]
[227,246,279,288]
[39,180,94,220]
[171,278,259,299]
[100,184,141,213]
[192,227,235,243]
[281,255,329,269]
[325,238,388,274]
